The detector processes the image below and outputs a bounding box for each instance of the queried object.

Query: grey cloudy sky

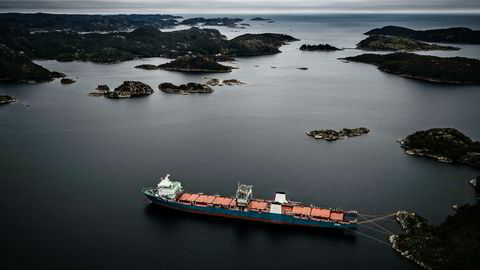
[1,0,479,13]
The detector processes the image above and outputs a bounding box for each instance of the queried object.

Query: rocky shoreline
[306,127,369,141]
[205,78,246,86]
[471,176,480,200]
[341,53,480,85]
[250,17,271,21]
[158,82,214,95]
[140,55,233,73]
[0,43,65,83]
[0,13,181,32]
[389,211,434,270]
[364,26,480,44]
[103,81,154,98]
[0,95,16,104]
[179,17,244,28]
[299,44,341,51]
[356,35,459,51]
[60,78,76,84]
[390,204,480,270]
[1,24,297,65]
[398,128,480,168]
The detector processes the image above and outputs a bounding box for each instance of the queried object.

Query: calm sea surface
[1,14,480,270]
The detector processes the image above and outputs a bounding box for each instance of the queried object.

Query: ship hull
[145,193,356,230]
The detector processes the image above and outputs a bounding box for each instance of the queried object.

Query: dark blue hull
[145,193,357,230]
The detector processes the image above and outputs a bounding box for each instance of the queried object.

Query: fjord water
[1,14,480,270]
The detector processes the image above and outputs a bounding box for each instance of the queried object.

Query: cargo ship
[142,174,358,229]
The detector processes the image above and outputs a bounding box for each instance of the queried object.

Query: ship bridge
[236,183,253,207]
[155,174,184,200]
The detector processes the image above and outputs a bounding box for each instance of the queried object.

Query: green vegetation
[299,44,341,51]
[0,43,64,82]
[179,17,243,28]
[401,128,480,168]
[225,33,299,56]
[157,55,233,72]
[356,35,459,51]
[364,26,480,44]
[342,53,480,85]
[393,204,480,270]
[0,26,297,64]
[307,128,370,141]
[0,13,181,32]
[104,81,154,98]
[158,82,214,94]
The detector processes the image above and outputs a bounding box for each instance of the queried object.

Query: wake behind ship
[142,174,358,229]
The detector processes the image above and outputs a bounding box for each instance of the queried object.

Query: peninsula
[356,35,459,51]
[398,128,480,168]
[391,204,480,270]
[0,25,297,64]
[341,53,480,85]
[0,44,64,83]
[364,26,480,44]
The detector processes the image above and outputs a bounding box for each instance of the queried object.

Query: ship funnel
[274,191,287,204]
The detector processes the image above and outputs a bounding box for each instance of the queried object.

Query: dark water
[1,14,480,270]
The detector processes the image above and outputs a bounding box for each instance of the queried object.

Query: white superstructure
[274,192,288,204]
[236,183,253,207]
[155,174,184,200]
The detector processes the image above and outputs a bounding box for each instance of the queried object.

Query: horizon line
[1,9,480,15]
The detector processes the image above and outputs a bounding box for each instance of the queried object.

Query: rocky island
[138,55,233,73]
[225,33,299,56]
[0,95,16,104]
[250,17,272,21]
[60,78,76,84]
[205,78,246,86]
[356,35,459,51]
[88,84,111,96]
[104,81,154,98]
[299,44,342,51]
[0,43,64,83]
[398,128,480,168]
[390,205,480,270]
[364,26,480,44]
[179,17,244,28]
[306,128,370,141]
[341,53,480,85]
[0,25,297,65]
[158,82,214,95]
[96,85,110,91]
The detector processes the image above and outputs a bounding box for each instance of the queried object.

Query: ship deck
[174,192,355,225]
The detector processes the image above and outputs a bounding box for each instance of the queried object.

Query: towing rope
[357,224,391,235]
[345,227,391,245]
[345,212,399,246]
[357,213,397,225]
[357,213,396,235]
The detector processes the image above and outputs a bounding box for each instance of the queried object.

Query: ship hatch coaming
[144,174,358,229]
